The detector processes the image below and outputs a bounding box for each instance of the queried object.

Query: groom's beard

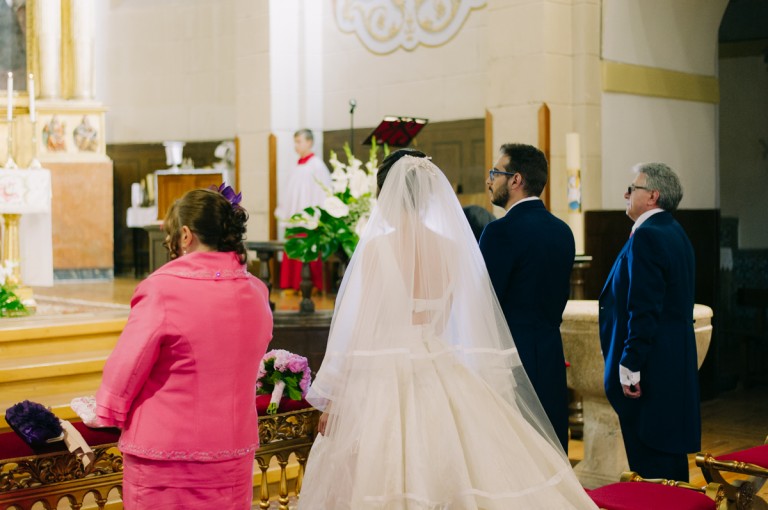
[490,185,509,209]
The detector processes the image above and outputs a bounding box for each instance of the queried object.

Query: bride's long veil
[306,155,564,457]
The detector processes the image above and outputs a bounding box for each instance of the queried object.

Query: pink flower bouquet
[256,349,311,414]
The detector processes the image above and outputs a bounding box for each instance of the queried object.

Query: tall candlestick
[28,74,35,122]
[566,132,580,170]
[6,72,12,122]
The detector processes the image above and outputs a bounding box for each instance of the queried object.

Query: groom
[479,143,575,453]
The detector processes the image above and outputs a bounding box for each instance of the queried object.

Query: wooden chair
[587,471,729,510]
[696,436,768,510]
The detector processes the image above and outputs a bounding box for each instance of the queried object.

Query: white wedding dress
[298,155,597,510]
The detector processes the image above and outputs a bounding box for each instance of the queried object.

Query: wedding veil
[306,154,565,457]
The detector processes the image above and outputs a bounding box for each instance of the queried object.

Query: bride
[298,149,597,509]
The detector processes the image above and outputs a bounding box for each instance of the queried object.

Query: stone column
[71,0,95,99]
[36,0,62,99]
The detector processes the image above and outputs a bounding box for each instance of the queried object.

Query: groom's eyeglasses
[488,169,516,182]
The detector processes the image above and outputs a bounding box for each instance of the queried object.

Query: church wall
[599,0,728,210]
[718,54,768,250]
[94,0,238,144]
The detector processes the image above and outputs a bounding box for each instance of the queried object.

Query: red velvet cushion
[716,444,768,468]
[0,421,121,461]
[588,482,715,510]
[255,394,312,415]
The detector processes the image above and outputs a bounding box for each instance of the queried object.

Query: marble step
[0,349,111,383]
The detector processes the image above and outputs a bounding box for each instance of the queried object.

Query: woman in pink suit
[96,186,272,509]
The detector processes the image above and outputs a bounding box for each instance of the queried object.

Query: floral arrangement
[284,139,388,263]
[256,349,312,415]
[0,260,28,318]
[5,400,64,445]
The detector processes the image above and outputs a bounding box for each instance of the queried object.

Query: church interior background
[1,0,767,508]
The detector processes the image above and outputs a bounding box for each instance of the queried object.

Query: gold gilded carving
[335,0,486,54]
[0,444,123,510]
[0,444,122,492]
[1,409,318,509]
[258,407,319,445]
[621,471,728,509]
[696,451,767,509]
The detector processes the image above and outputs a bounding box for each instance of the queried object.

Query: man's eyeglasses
[627,185,651,194]
[489,169,516,182]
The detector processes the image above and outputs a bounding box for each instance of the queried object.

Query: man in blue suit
[479,143,575,453]
[599,162,700,482]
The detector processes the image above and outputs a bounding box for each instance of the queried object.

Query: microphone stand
[349,99,357,157]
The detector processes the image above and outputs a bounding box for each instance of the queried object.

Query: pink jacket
[96,251,273,461]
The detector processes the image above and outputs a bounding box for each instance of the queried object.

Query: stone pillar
[36,0,62,99]
[70,0,95,99]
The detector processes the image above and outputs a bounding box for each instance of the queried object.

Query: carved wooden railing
[0,443,123,510]
[0,407,320,510]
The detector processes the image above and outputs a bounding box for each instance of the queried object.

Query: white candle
[28,74,35,122]
[6,72,12,122]
[566,133,580,170]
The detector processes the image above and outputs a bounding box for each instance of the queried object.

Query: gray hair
[633,162,683,211]
[294,128,314,141]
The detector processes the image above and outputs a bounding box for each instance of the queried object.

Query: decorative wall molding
[335,0,486,54]
[602,60,720,104]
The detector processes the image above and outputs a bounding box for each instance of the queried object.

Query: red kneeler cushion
[717,443,768,467]
[255,394,312,415]
[0,421,121,461]
[587,482,716,510]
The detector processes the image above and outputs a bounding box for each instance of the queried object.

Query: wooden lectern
[154,169,228,220]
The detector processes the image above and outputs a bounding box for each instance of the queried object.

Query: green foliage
[284,207,359,263]
[0,285,28,318]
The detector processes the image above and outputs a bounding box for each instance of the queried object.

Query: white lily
[348,168,370,198]
[324,196,350,218]
[349,157,363,172]
[0,260,16,287]
[330,167,349,194]
[298,209,320,230]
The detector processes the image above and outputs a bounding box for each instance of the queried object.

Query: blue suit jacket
[598,211,701,454]
[479,200,575,450]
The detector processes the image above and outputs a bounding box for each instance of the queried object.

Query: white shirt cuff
[619,365,641,386]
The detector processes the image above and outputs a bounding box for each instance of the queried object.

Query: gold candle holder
[4,118,17,169]
[29,119,41,169]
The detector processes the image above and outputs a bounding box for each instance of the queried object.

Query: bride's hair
[376,148,427,194]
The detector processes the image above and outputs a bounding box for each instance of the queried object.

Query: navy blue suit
[599,211,700,480]
[480,200,575,452]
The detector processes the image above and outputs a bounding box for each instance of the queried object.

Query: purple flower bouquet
[5,400,64,446]
[256,349,311,415]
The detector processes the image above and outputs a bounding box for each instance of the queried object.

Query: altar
[0,168,53,287]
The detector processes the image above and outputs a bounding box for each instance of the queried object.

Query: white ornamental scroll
[335,0,486,54]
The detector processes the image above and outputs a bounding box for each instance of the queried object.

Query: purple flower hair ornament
[210,183,242,208]
[5,400,64,446]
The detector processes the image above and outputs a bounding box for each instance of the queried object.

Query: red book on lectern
[363,116,428,147]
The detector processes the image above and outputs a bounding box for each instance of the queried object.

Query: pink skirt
[122,454,254,510]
